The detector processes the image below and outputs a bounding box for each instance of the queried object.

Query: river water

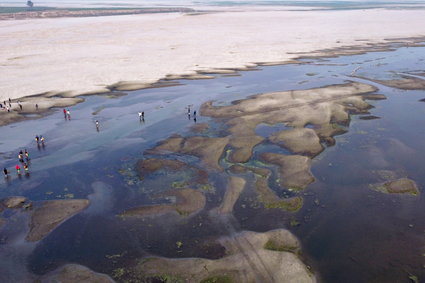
[0,43,424,282]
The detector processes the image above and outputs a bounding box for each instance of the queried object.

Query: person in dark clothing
[3,168,8,177]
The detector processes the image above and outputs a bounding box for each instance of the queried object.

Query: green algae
[264,239,298,253]
[263,197,303,212]
[200,275,234,283]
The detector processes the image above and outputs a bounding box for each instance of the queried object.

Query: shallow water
[1,43,425,282]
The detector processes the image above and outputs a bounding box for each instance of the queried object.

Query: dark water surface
[0,43,424,282]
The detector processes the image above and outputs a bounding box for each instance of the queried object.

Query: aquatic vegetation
[200,275,234,283]
[229,165,304,212]
[264,239,298,253]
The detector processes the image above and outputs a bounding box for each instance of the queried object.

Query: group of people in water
[2,104,198,180]
[3,135,47,179]
[3,149,31,178]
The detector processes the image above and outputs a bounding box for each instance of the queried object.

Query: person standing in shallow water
[15,164,21,174]
[3,168,8,178]
[95,120,100,131]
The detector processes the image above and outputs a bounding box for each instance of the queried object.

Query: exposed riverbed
[0,43,424,282]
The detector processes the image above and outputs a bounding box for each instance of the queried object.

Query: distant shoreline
[1,7,425,123]
[0,7,195,20]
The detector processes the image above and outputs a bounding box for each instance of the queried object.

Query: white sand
[1,8,425,101]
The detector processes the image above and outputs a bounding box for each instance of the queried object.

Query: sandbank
[1,8,425,105]
[135,229,314,282]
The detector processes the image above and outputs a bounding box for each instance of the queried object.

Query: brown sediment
[361,94,387,100]
[228,135,264,163]
[230,165,303,212]
[260,153,314,190]
[181,137,229,171]
[109,80,183,91]
[165,74,215,81]
[136,158,187,176]
[200,82,377,118]
[120,188,206,217]
[200,82,378,157]
[217,176,246,215]
[0,7,194,21]
[190,123,210,133]
[1,196,27,209]
[269,128,323,157]
[147,135,229,171]
[146,134,185,154]
[355,75,425,90]
[135,229,313,283]
[136,158,208,184]
[39,264,115,283]
[359,115,380,120]
[371,178,420,195]
[26,199,90,242]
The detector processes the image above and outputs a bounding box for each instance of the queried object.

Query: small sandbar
[135,229,314,283]
[39,263,115,283]
[260,153,314,191]
[147,135,229,171]
[120,188,206,217]
[371,178,420,195]
[269,128,323,157]
[216,176,246,215]
[230,165,303,212]
[359,76,425,90]
[26,199,90,242]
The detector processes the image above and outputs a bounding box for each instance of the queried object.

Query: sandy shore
[1,7,425,102]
